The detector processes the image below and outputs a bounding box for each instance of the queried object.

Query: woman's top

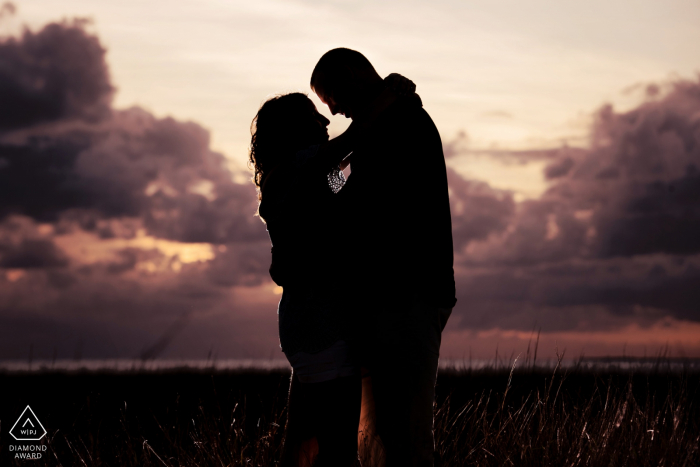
[258,145,347,356]
[285,339,357,383]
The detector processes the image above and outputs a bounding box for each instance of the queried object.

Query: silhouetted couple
[249,48,456,466]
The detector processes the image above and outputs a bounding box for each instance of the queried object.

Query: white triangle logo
[9,406,47,441]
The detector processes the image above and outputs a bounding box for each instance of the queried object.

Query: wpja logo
[8,406,47,460]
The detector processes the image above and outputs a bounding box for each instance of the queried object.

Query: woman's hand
[385,73,422,107]
[362,73,419,125]
[384,73,416,96]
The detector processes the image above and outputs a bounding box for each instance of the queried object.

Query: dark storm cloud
[0,18,113,131]
[3,15,700,358]
[446,167,515,251]
[0,18,264,245]
[594,170,700,257]
[449,77,700,331]
[0,107,265,244]
[459,78,700,265]
[452,256,700,333]
[548,79,700,259]
[536,259,700,322]
[0,215,69,268]
[0,237,68,268]
[0,18,277,359]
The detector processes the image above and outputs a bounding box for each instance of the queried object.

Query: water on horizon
[2,357,700,373]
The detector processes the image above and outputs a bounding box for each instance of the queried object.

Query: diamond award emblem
[10,406,47,441]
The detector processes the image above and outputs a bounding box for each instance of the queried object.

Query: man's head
[311,48,383,120]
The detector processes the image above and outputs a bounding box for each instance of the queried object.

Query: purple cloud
[1,15,699,358]
[0,18,113,131]
[0,18,275,359]
[448,78,700,332]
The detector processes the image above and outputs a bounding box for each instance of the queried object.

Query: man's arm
[401,107,457,307]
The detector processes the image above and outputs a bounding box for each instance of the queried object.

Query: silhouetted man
[311,48,456,467]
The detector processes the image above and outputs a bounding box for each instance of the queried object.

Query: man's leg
[358,370,385,466]
[369,302,452,467]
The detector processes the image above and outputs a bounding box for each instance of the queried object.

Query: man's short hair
[310,48,378,95]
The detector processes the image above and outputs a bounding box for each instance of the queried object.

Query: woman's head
[249,93,330,192]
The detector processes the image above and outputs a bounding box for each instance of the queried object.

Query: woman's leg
[310,374,362,467]
[280,372,318,467]
[280,373,361,467]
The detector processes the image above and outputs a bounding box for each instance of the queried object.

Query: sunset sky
[1,0,699,361]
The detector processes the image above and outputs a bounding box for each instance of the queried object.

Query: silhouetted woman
[249,76,414,466]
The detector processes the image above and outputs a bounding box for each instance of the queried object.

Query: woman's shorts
[285,339,358,383]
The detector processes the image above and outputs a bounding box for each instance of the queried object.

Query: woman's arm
[339,154,351,171]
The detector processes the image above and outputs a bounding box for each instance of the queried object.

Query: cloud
[0,2,16,20]
[0,18,264,244]
[447,167,515,251]
[0,215,69,268]
[1,15,699,358]
[451,255,700,332]
[0,18,276,359]
[448,77,700,332]
[544,156,575,179]
[0,106,265,244]
[0,18,113,131]
[545,79,700,259]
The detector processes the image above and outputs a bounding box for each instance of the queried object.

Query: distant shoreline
[2,356,700,373]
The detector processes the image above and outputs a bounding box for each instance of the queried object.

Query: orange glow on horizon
[441,318,700,360]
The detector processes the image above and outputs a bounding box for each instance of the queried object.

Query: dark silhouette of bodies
[251,81,419,465]
[312,48,456,467]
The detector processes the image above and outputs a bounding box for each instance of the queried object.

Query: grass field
[1,361,699,466]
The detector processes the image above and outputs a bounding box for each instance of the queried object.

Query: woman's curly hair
[249,92,317,199]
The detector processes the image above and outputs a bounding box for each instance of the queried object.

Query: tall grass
[1,362,698,466]
[432,363,700,466]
